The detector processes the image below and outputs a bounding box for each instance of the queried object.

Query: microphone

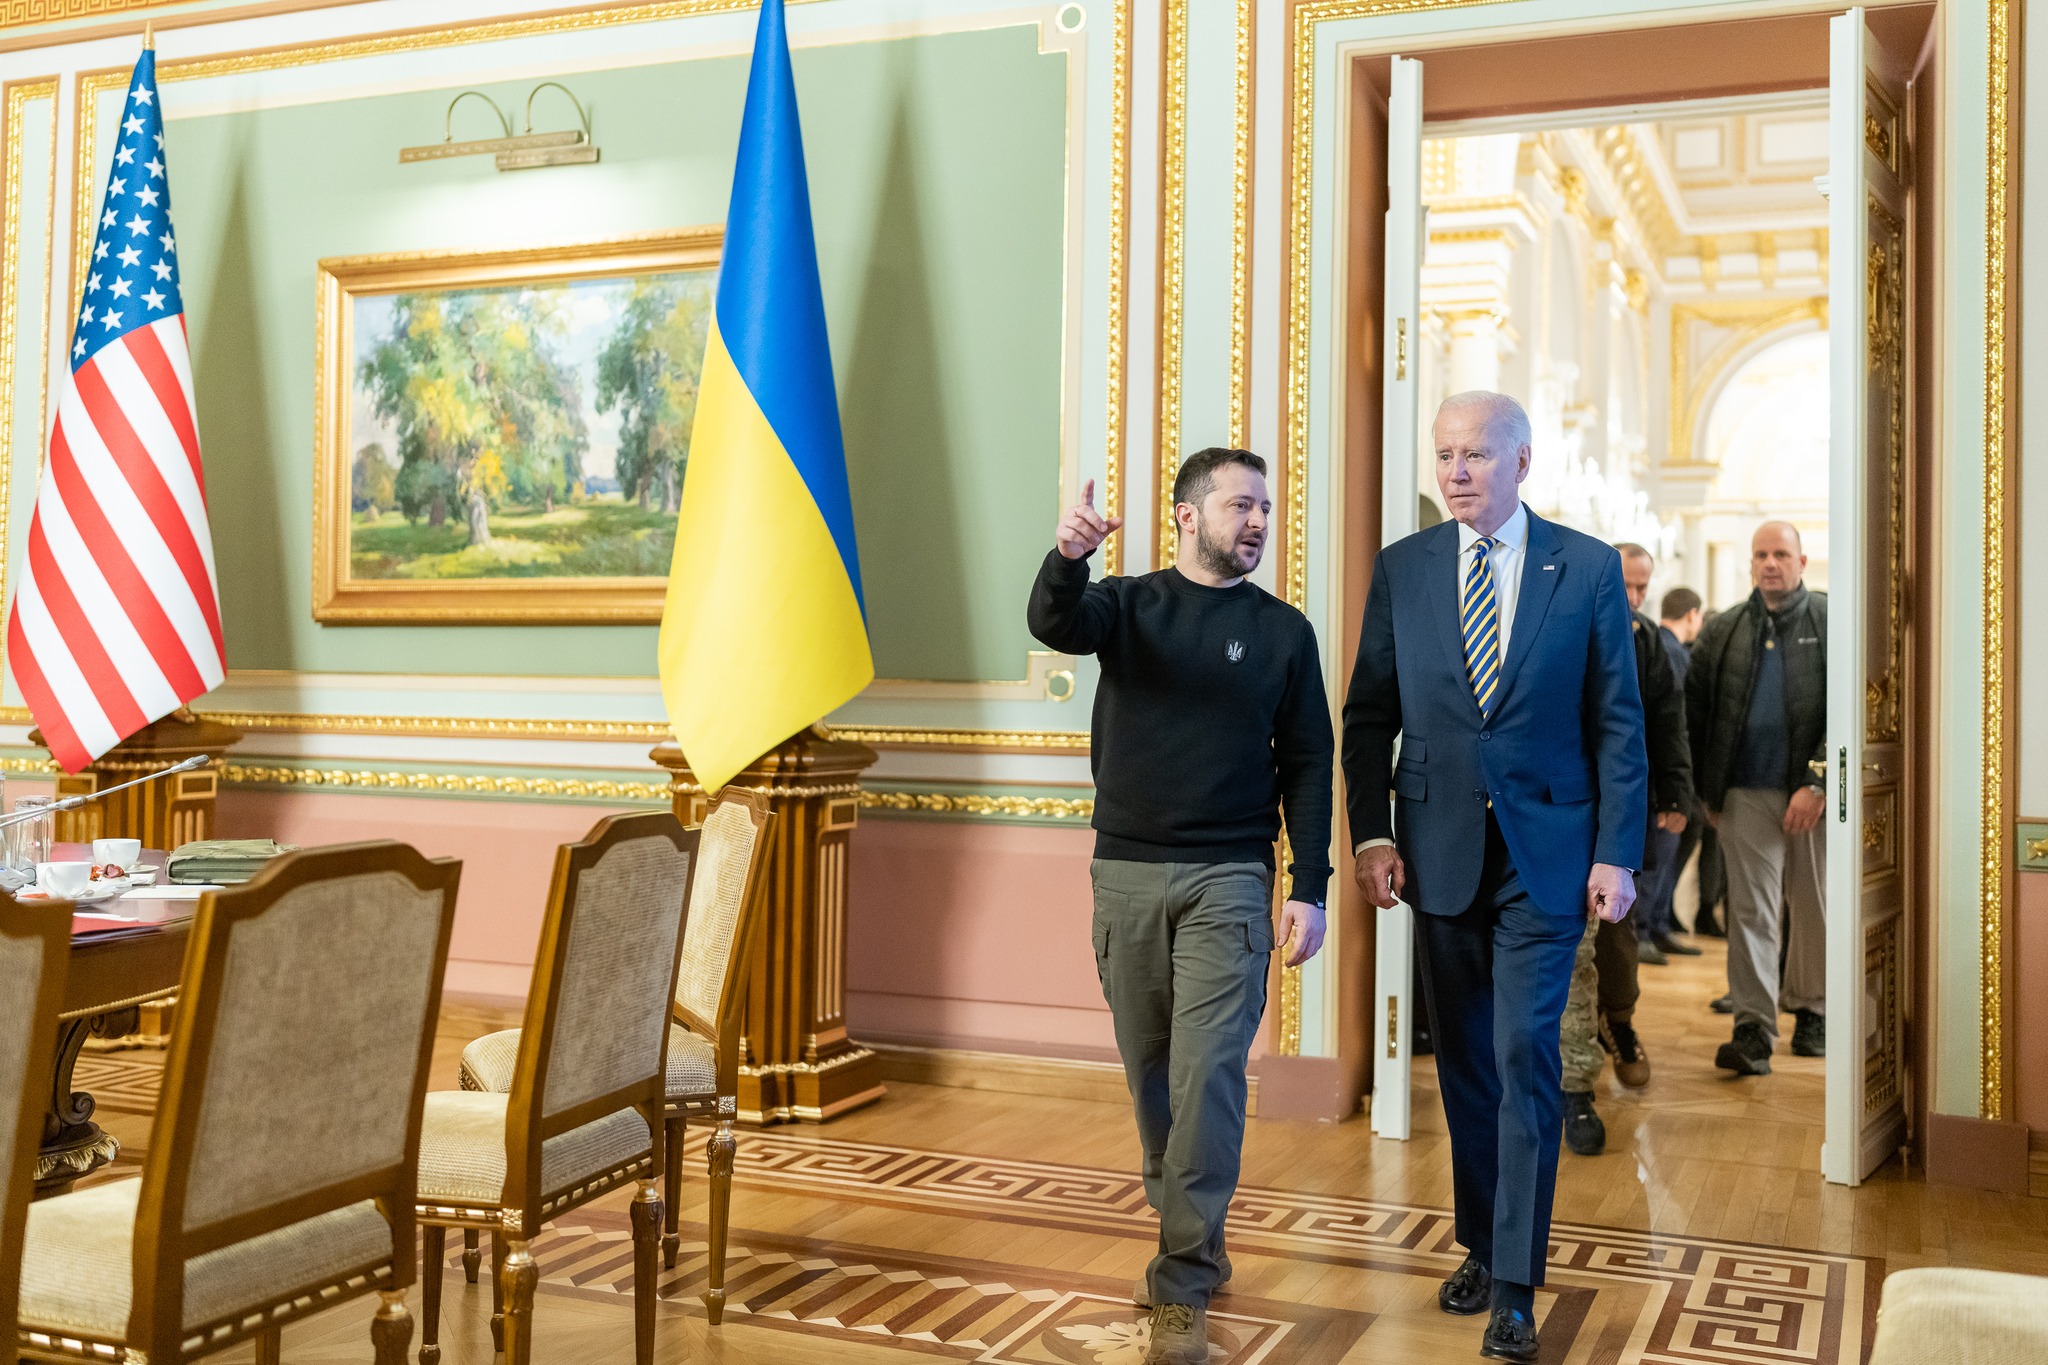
[0,753,213,829]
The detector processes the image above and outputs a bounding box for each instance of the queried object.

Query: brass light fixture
[400,82,599,171]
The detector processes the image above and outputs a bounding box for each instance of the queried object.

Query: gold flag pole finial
[143,20,154,51]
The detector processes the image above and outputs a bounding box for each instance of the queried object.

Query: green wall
[142,23,1064,682]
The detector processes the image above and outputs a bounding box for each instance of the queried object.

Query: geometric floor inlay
[71,1052,1879,1362]
[508,1219,1367,1364]
[686,1128,1879,1365]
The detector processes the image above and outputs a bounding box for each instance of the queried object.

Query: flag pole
[142,20,153,50]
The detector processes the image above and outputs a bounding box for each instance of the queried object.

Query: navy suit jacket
[1341,509,1649,919]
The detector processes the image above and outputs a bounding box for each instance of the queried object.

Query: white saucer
[22,882,124,904]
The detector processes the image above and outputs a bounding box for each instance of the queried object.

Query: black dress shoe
[1637,938,1669,966]
[1562,1091,1605,1156]
[1438,1255,1491,1316]
[1791,1008,1826,1057]
[1481,1306,1540,1362]
[1653,931,1702,956]
[1710,994,1734,1014]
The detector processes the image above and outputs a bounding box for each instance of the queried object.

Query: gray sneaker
[1134,1253,1231,1308]
[1144,1304,1210,1364]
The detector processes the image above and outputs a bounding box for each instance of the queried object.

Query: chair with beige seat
[418,809,699,1365]
[0,897,73,1349]
[14,843,461,1365]
[459,787,774,1324]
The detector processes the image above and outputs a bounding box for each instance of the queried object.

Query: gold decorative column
[651,728,884,1125]
[30,708,242,847]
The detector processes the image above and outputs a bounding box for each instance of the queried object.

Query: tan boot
[1601,1013,1652,1089]
[1144,1304,1210,1364]
[1133,1252,1232,1308]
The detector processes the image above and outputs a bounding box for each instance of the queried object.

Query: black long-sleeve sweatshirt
[1026,548,1334,903]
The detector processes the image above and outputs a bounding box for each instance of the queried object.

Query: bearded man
[1027,446,1333,1365]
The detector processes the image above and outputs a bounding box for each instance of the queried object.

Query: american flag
[5,48,223,773]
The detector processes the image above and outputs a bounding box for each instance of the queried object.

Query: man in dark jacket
[1686,522,1828,1075]
[1559,544,1693,1156]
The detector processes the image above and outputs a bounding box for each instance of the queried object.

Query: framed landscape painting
[312,228,721,622]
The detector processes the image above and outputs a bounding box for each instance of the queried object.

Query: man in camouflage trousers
[1560,544,1694,1156]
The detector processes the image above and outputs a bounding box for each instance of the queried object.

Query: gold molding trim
[220,762,671,802]
[1227,0,1254,448]
[8,704,1090,751]
[1101,0,1131,576]
[1981,0,2012,1121]
[1153,0,1189,567]
[862,789,1092,820]
[821,725,1090,753]
[210,710,673,742]
[1865,201,1905,746]
[0,75,57,693]
[1666,296,1826,466]
[1,0,179,24]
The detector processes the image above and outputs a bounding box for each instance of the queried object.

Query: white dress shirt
[1357,503,1531,856]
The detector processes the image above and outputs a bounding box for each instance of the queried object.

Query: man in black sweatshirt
[1027,447,1333,1365]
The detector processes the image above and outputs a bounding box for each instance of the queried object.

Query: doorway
[1343,5,1935,1187]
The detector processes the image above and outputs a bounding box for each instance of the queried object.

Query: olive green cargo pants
[1090,860,1275,1309]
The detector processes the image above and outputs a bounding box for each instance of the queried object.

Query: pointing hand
[1055,478,1125,561]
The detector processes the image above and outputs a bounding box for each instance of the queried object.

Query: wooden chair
[459,788,774,1323]
[0,897,73,1348]
[418,810,699,1365]
[15,843,460,1365]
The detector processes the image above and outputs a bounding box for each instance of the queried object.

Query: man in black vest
[1685,521,1828,1074]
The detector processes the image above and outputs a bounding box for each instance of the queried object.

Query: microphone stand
[0,753,213,829]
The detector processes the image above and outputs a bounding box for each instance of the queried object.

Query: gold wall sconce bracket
[400,82,599,171]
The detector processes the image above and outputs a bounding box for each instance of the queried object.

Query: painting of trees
[358,288,588,548]
[595,276,715,514]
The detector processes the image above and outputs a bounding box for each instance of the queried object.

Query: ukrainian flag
[659,0,872,793]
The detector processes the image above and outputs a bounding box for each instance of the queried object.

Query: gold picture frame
[312,227,723,623]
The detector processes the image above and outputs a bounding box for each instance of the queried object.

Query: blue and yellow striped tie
[1461,536,1502,713]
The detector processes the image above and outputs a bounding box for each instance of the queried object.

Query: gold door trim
[1980,0,2014,1120]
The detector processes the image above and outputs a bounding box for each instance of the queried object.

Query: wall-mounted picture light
[400,82,599,171]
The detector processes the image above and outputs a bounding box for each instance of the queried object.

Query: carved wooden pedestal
[30,707,243,847]
[29,709,242,1052]
[651,731,884,1125]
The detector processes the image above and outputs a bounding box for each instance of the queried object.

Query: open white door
[1371,54,1424,1141]
[1822,8,1911,1186]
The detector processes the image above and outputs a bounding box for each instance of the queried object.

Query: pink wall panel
[217,790,627,1000]
[123,786,1133,1058]
[2017,871,2048,1133]
[846,816,1118,1056]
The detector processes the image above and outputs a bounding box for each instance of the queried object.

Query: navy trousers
[1413,815,1583,1288]
[1633,826,1684,940]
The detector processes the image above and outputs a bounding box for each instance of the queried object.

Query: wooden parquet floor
[72,939,2048,1363]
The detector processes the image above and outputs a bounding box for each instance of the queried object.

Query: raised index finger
[1082,478,1097,510]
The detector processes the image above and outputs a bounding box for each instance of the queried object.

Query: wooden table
[36,846,193,1195]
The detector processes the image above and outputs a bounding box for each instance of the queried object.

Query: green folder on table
[166,839,298,884]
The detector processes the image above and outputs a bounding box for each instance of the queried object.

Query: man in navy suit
[1341,391,1648,1362]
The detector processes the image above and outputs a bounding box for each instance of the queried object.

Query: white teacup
[37,861,94,897]
[92,837,142,870]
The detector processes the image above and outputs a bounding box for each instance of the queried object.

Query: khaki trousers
[1090,859,1274,1308]
[1718,787,1828,1047]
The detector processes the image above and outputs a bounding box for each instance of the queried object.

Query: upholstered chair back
[171,861,458,1232]
[122,842,459,1356]
[535,818,697,1119]
[0,898,71,1337]
[673,790,772,1035]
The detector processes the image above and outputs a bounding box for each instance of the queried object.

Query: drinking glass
[5,796,56,875]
